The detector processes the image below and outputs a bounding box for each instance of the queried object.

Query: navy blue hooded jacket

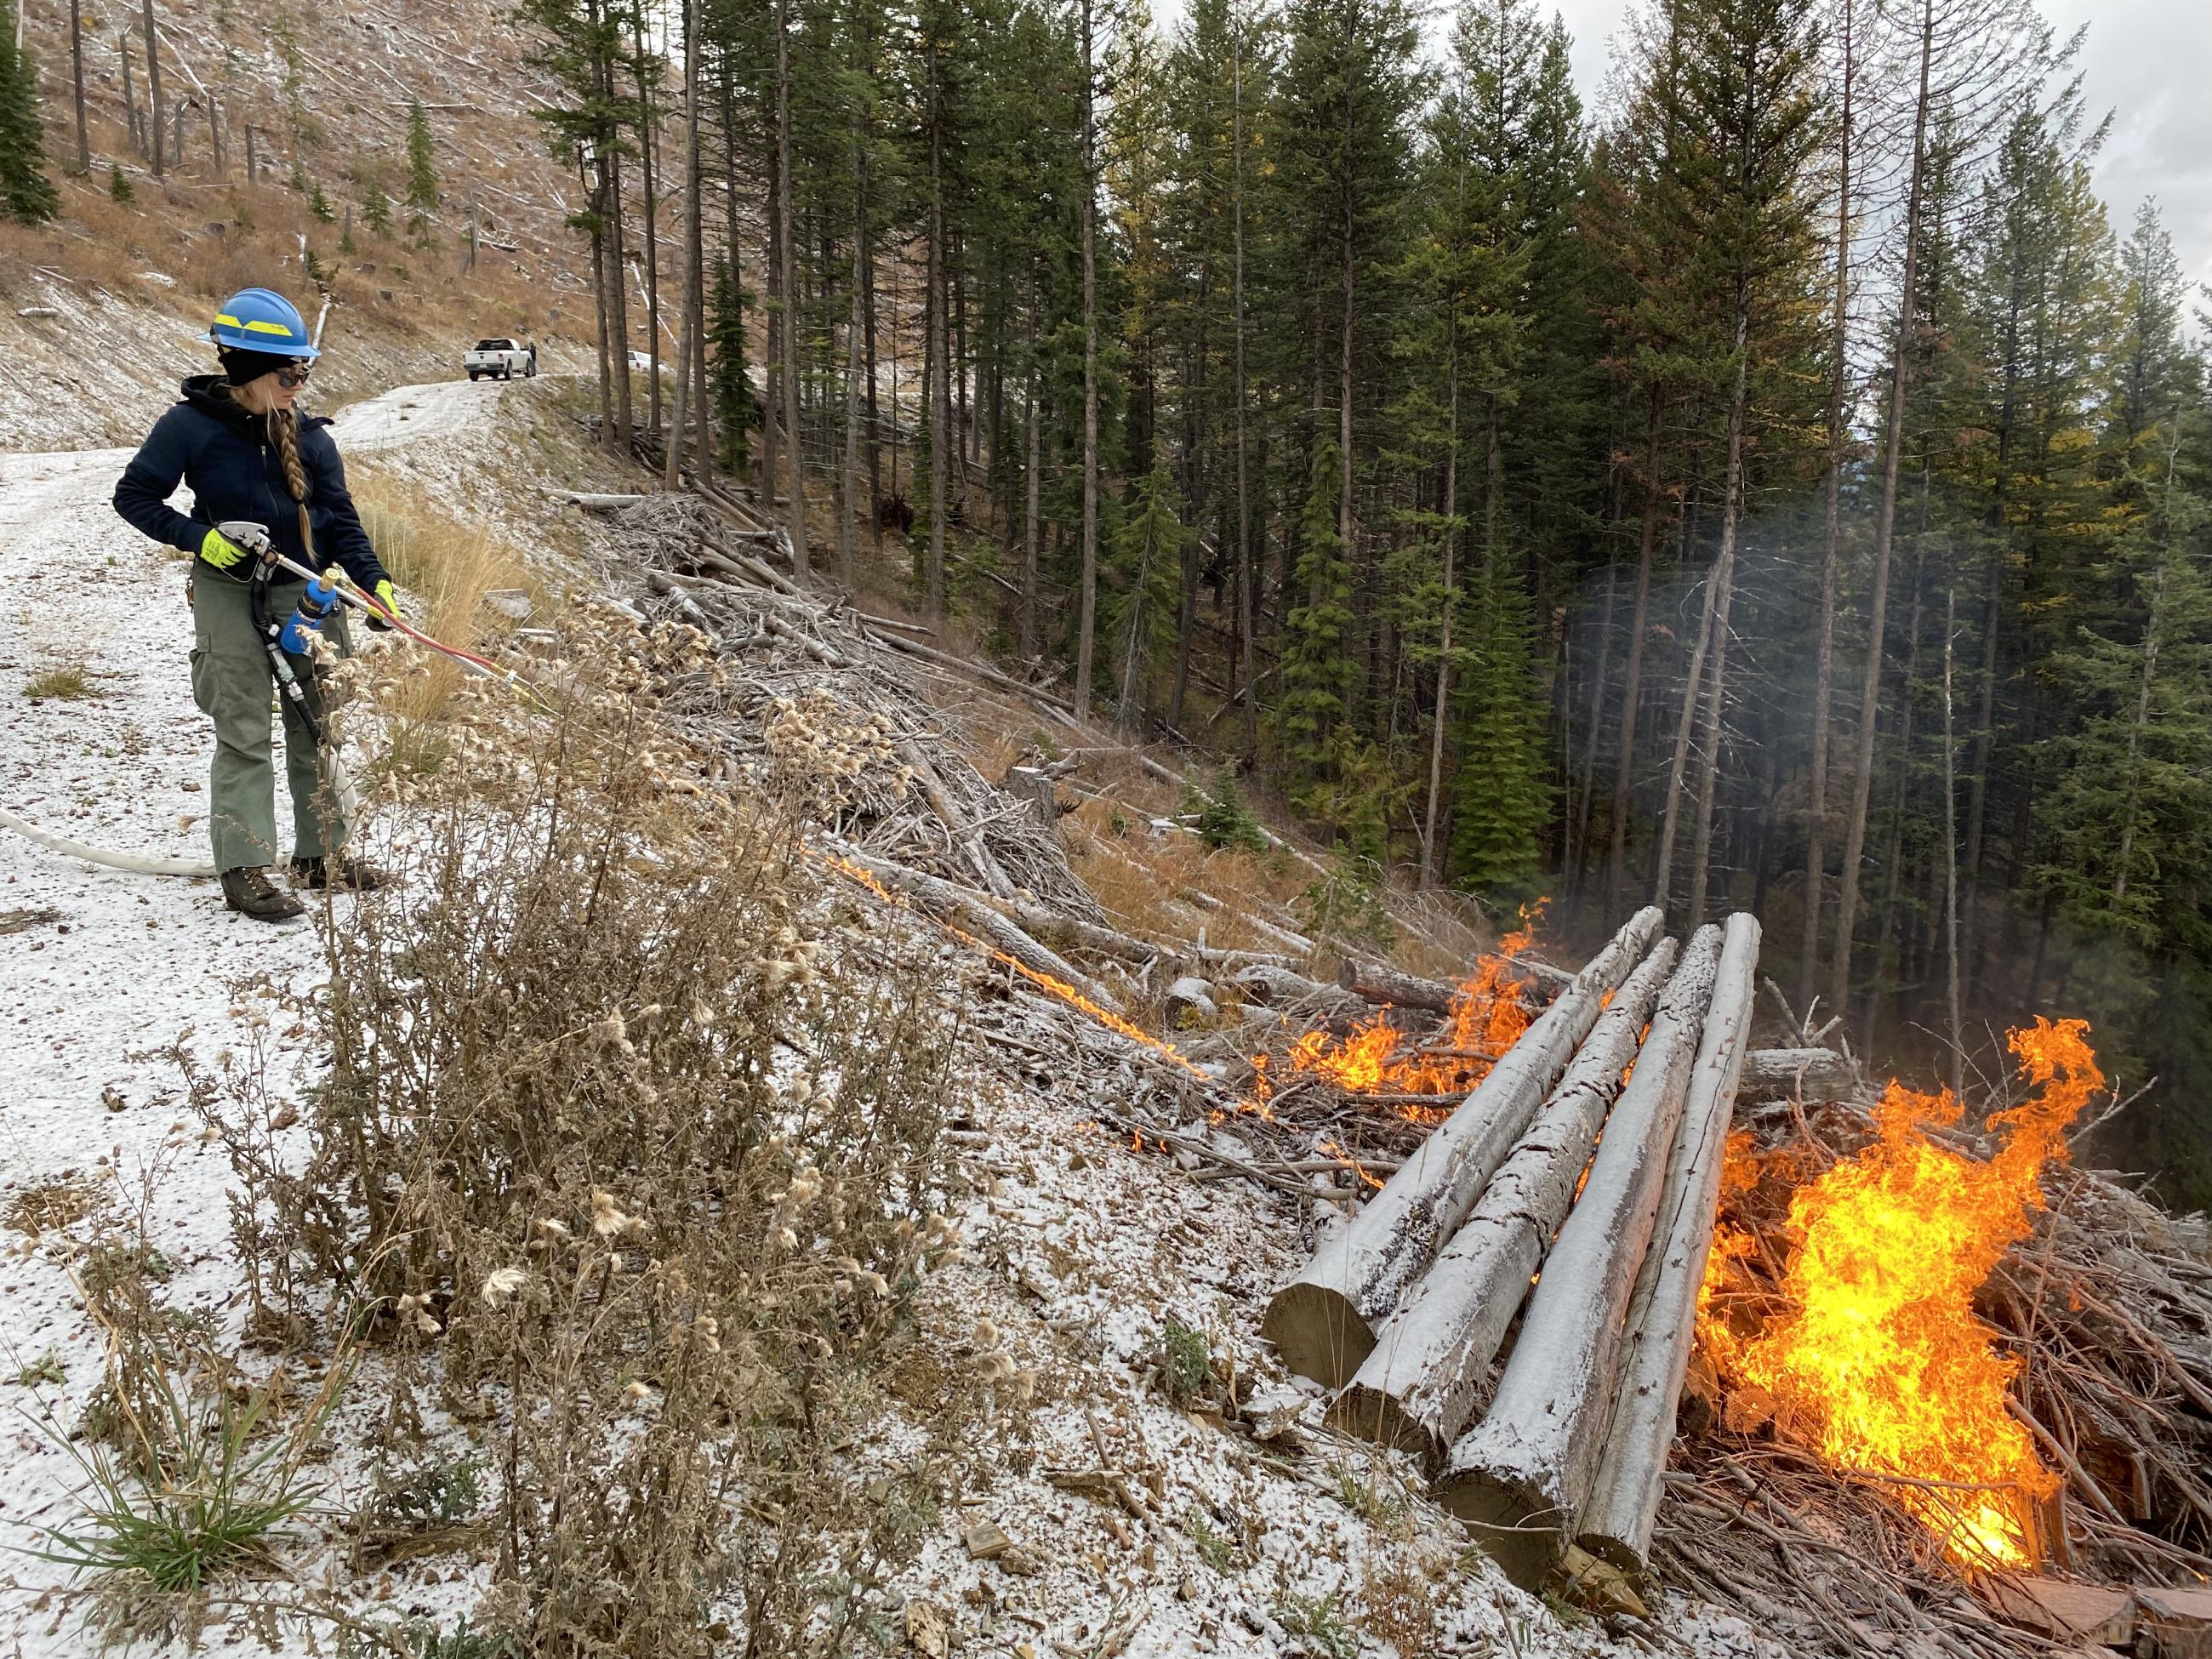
[112,376,391,591]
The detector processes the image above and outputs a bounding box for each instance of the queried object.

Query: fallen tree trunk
[1325,935,1683,1465]
[1337,959,1458,1014]
[1337,955,1572,1012]
[989,902,1292,978]
[1261,906,1665,1388]
[824,843,1125,1015]
[1433,922,1726,1588]
[1232,963,1368,1021]
[1739,1045,1854,1102]
[1577,912,1761,1578]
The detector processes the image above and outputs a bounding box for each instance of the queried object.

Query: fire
[987,953,1211,1082]
[1702,1018,2103,1568]
[1279,907,1542,1110]
[818,852,1211,1082]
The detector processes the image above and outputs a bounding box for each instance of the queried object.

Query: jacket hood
[180,374,261,430]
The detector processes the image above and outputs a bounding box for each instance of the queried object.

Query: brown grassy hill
[3,0,649,447]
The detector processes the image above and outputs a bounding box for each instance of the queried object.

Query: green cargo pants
[188,570,350,874]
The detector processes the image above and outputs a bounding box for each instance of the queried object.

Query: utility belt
[185,556,288,607]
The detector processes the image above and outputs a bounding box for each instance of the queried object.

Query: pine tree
[404,97,438,231]
[0,1,59,225]
[1105,465,1191,724]
[709,249,756,470]
[1445,547,1551,897]
[308,179,334,222]
[108,160,133,202]
[362,181,391,237]
[1276,437,1356,775]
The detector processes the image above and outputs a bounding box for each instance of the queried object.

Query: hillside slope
[5,0,628,448]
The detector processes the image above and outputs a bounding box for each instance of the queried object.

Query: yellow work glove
[198,525,249,570]
[365,579,401,632]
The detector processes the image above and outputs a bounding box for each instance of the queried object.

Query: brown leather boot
[289,854,390,892]
[221,866,308,921]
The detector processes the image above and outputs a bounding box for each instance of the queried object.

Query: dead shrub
[196,602,965,1654]
[1357,1554,1439,1659]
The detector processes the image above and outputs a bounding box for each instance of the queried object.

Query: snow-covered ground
[0,385,504,1656]
[0,383,1778,1658]
[336,376,512,454]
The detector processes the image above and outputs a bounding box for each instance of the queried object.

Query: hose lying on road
[0,804,219,879]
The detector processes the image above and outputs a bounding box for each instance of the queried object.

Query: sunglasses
[275,362,312,387]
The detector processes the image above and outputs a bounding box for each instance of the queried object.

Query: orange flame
[818,852,1211,1082]
[1702,1018,2102,1568]
[1279,907,1541,1110]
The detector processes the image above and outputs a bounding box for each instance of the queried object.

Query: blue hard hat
[210,287,319,359]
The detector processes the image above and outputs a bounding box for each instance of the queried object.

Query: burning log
[1337,955,1571,1013]
[1740,1045,1855,1102]
[1324,935,1683,1464]
[1260,906,1664,1388]
[1432,922,1726,1588]
[825,845,1126,1015]
[1577,911,1762,1577]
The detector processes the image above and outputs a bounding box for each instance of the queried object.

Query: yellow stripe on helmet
[242,319,299,337]
[214,313,242,328]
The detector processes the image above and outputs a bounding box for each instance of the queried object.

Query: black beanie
[218,345,307,385]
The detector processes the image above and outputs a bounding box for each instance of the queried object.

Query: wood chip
[962,1519,1012,1561]
[903,1599,949,1659]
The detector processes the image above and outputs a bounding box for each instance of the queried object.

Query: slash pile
[1263,908,1766,1593]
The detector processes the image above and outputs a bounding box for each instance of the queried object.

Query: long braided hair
[265,407,317,564]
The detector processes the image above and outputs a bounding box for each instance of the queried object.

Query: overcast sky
[1546,0,2212,288]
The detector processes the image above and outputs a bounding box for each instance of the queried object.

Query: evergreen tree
[308,179,334,222]
[1447,551,1551,898]
[108,161,133,202]
[362,180,393,238]
[1276,437,1356,775]
[0,1,59,225]
[709,250,757,471]
[1105,465,1191,722]
[404,97,438,230]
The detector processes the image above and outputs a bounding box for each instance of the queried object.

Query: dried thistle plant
[187,602,971,1654]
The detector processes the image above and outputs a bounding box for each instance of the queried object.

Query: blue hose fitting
[279,574,340,656]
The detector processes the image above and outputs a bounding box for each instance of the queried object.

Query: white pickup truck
[465,338,536,381]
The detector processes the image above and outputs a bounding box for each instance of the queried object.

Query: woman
[113,286,401,922]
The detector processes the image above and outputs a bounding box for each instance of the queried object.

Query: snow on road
[0,386,495,1656]
[333,375,510,453]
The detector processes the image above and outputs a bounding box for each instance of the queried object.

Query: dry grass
[23,664,98,700]
[1066,803,1314,960]
[3,1172,102,1238]
[344,470,542,728]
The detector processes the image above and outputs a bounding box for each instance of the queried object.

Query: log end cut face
[1260,1282,1376,1390]
[1322,1382,1449,1469]
[1433,1462,1571,1593]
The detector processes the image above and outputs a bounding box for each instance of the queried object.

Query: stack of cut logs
[1263,908,1764,1592]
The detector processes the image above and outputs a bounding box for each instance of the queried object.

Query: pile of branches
[1656,1089,2212,1659]
[618,510,1098,921]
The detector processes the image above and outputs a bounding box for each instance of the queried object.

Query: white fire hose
[0,804,220,879]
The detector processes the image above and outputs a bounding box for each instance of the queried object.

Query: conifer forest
[515,0,2212,1203]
